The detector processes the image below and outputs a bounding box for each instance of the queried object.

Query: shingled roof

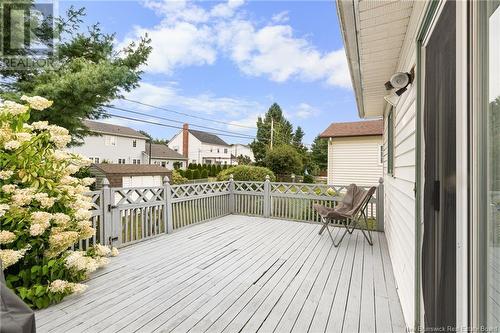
[320,120,383,138]
[84,120,147,139]
[146,143,187,160]
[91,164,170,175]
[189,129,229,146]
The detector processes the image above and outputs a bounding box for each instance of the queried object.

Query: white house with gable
[168,124,233,165]
[67,120,147,165]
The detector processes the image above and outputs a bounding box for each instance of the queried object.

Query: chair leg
[318,217,328,235]
[359,211,373,246]
[332,226,348,247]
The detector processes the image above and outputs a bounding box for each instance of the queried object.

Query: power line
[104,105,255,139]
[106,113,256,140]
[122,98,257,130]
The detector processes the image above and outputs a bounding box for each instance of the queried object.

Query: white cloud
[120,0,350,88]
[294,103,320,119]
[271,11,289,24]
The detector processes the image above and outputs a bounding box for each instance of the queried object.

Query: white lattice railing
[84,176,384,249]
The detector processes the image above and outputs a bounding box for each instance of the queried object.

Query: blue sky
[61,0,358,145]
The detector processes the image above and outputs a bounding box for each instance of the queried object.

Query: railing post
[263,175,271,218]
[291,174,295,183]
[376,177,384,231]
[164,176,173,234]
[101,178,117,246]
[228,174,235,214]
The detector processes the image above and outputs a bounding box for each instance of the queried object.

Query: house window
[118,158,126,164]
[132,159,140,165]
[387,108,394,175]
[161,162,166,167]
[105,135,116,146]
[133,140,137,147]
[224,148,228,154]
[217,148,220,153]
[90,157,100,163]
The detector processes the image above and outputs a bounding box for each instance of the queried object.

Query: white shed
[320,120,383,186]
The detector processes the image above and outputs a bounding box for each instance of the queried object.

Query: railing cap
[265,175,270,181]
[378,177,384,184]
[102,178,110,188]
[229,174,234,180]
[163,175,170,184]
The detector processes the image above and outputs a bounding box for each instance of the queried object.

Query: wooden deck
[35,216,406,333]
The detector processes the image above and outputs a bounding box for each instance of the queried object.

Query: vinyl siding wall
[327,136,383,186]
[381,2,426,328]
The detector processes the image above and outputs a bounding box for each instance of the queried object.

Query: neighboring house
[145,143,188,169]
[67,120,147,165]
[230,144,255,165]
[90,164,171,188]
[320,120,383,186]
[337,0,498,331]
[168,124,233,165]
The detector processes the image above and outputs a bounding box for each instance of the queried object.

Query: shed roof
[320,120,383,138]
[146,143,187,160]
[189,129,229,146]
[84,120,147,139]
[91,164,170,175]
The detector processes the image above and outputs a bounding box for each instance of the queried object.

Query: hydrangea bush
[0,96,118,309]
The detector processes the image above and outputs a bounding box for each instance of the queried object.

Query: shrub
[302,174,315,184]
[201,169,208,179]
[185,169,193,180]
[263,145,303,176]
[216,165,222,174]
[170,170,188,185]
[0,96,118,309]
[209,165,216,177]
[192,169,200,179]
[216,165,276,181]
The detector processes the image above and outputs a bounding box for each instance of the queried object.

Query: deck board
[35,215,406,333]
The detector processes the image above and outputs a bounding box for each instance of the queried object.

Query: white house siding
[151,158,186,169]
[327,136,382,186]
[168,132,232,165]
[67,135,146,164]
[381,2,426,327]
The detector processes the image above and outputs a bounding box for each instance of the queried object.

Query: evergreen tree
[310,135,328,171]
[0,5,151,142]
[250,103,294,164]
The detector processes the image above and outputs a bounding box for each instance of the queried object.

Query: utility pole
[270,118,274,150]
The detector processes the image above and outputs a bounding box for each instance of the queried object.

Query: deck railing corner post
[229,174,235,214]
[376,177,384,231]
[101,178,115,246]
[263,175,271,218]
[164,176,174,234]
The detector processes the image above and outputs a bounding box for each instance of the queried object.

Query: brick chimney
[182,123,189,158]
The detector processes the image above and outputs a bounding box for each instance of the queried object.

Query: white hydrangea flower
[0,230,16,244]
[2,101,28,115]
[111,247,119,257]
[64,251,99,273]
[60,175,78,185]
[0,203,9,217]
[48,279,69,293]
[0,247,29,269]
[68,282,87,294]
[20,95,53,111]
[4,140,21,150]
[95,256,109,268]
[80,178,95,186]
[34,192,56,208]
[31,121,49,130]
[2,184,17,194]
[52,150,69,161]
[93,244,111,257]
[0,170,13,180]
[52,213,70,226]
[29,223,47,236]
[11,188,35,207]
[65,164,80,175]
[74,208,91,221]
[16,132,32,143]
[30,211,53,226]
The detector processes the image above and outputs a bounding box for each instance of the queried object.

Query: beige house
[320,120,383,186]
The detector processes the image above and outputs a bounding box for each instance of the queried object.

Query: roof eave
[336,0,365,119]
